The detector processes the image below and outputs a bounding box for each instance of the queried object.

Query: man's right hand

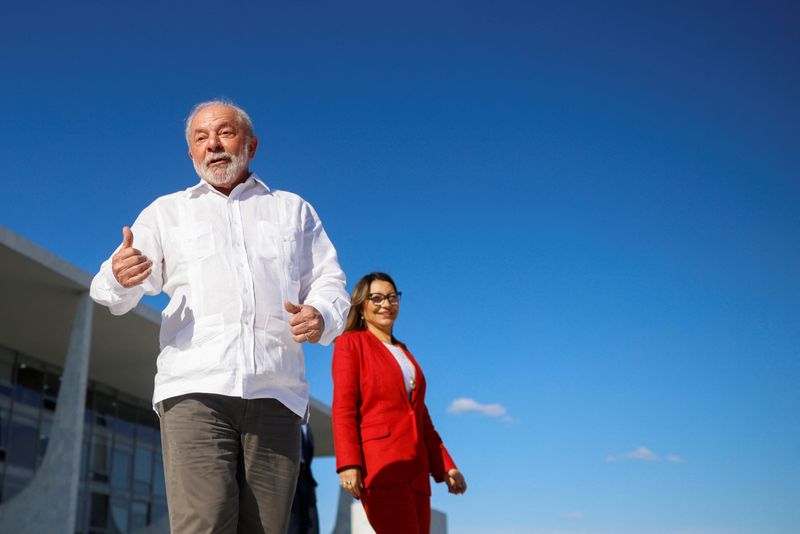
[112,226,152,288]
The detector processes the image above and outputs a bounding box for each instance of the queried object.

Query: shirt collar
[186,173,271,194]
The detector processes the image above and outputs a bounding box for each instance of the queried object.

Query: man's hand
[445,468,467,495]
[111,227,152,288]
[285,301,325,343]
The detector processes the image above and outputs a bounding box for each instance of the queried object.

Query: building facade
[0,344,167,532]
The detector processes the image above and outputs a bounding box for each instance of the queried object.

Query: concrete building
[0,225,447,534]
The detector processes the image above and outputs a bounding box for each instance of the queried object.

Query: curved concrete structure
[0,292,92,533]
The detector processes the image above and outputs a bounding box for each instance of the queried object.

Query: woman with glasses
[332,272,467,534]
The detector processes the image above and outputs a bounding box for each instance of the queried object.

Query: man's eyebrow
[192,121,238,137]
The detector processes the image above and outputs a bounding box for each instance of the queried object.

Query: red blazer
[332,329,456,495]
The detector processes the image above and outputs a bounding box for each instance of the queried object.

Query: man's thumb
[121,227,134,249]
[284,300,302,314]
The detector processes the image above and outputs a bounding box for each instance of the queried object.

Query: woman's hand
[338,466,364,499]
[445,468,467,495]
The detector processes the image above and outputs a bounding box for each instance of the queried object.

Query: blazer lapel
[364,330,412,403]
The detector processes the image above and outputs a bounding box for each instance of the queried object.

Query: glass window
[111,446,132,491]
[93,391,115,428]
[134,447,152,484]
[136,422,156,446]
[131,501,149,530]
[111,495,130,533]
[14,365,43,408]
[115,404,137,440]
[152,458,166,498]
[7,414,38,469]
[43,370,61,397]
[89,492,109,528]
[151,499,168,525]
[43,371,60,412]
[90,432,111,482]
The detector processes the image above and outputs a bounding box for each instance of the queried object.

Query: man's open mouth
[207,156,231,168]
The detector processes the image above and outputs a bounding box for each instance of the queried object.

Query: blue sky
[2,1,799,532]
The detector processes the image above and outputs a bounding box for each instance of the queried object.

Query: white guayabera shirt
[90,175,350,417]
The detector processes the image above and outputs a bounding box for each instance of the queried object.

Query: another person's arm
[421,403,467,494]
[332,335,365,499]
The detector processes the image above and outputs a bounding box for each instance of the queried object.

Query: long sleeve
[298,201,349,346]
[89,204,164,316]
[421,403,457,482]
[331,334,364,471]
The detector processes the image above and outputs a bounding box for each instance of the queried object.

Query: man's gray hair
[185,99,255,146]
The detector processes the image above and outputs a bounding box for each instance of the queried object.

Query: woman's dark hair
[343,272,400,342]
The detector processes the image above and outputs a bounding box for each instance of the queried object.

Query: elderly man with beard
[90,101,350,534]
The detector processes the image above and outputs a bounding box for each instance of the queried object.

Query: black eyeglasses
[366,292,402,306]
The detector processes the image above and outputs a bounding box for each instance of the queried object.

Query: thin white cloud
[606,446,660,463]
[666,454,686,463]
[447,397,512,421]
[561,511,585,521]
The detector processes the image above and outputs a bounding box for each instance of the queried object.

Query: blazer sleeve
[331,334,364,472]
[421,402,457,482]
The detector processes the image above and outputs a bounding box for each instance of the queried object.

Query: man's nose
[206,135,222,151]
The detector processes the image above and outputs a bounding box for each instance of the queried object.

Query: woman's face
[361,280,400,332]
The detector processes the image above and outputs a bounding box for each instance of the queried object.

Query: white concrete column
[0,292,93,533]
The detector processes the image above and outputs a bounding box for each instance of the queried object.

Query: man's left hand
[285,301,324,344]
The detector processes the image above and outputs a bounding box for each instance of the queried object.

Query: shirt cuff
[103,267,128,292]
[304,298,336,346]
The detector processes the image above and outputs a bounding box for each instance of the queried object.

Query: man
[90,100,350,534]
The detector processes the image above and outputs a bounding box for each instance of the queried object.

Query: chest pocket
[170,222,216,262]
[257,221,302,301]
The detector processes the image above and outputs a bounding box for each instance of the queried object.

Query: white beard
[193,143,250,187]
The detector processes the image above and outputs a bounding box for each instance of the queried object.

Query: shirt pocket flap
[257,220,297,242]
[170,222,215,260]
[361,422,390,443]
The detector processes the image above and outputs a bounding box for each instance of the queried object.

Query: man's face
[188,104,258,188]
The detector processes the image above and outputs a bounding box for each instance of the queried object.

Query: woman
[332,272,467,534]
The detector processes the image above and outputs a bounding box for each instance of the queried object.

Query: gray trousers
[158,394,302,534]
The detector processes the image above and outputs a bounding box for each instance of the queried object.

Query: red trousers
[361,483,431,534]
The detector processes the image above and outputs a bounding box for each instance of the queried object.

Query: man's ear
[248,136,259,160]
